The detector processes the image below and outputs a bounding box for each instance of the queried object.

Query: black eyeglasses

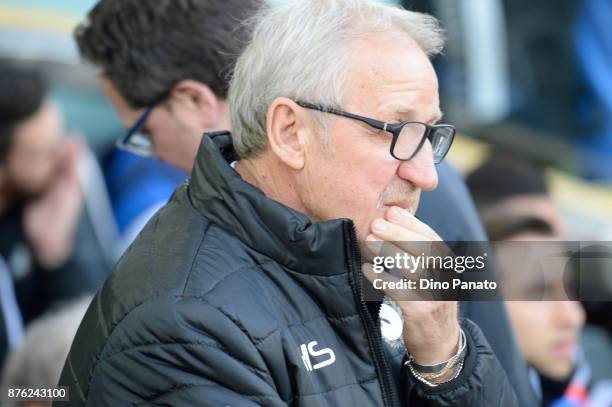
[296,101,455,164]
[116,106,155,157]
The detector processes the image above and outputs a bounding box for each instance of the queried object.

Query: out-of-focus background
[0,0,610,405]
[0,0,121,153]
[404,0,612,241]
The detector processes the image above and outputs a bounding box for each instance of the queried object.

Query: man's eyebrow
[388,106,444,124]
[381,105,417,121]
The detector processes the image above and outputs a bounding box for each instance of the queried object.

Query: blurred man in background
[0,66,109,367]
[75,0,262,173]
[468,153,612,406]
[75,0,263,248]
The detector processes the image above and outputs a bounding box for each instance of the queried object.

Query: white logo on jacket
[300,341,336,371]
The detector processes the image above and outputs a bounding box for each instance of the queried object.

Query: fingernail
[389,207,403,221]
[366,234,381,242]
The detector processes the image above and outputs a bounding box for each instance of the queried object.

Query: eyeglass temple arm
[296,101,390,133]
[121,106,154,144]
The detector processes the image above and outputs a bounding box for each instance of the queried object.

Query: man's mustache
[376,181,420,211]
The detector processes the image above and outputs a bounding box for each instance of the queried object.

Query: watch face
[380,302,403,342]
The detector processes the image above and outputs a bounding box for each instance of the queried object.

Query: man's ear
[168,79,223,129]
[266,97,309,170]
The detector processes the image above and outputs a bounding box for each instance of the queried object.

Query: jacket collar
[188,131,356,276]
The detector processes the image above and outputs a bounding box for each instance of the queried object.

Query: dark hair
[485,216,555,241]
[75,0,263,108]
[0,66,48,162]
[466,151,548,206]
[466,152,554,240]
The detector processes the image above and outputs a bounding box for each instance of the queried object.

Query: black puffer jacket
[57,132,517,406]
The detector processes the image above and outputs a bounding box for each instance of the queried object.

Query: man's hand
[23,139,85,269]
[362,206,460,368]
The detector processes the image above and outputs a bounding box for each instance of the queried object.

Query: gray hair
[229,0,445,158]
[1,296,92,397]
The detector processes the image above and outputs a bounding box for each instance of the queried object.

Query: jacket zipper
[345,222,398,407]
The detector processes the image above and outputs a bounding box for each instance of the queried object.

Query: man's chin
[540,361,574,382]
[380,200,419,215]
[392,204,417,215]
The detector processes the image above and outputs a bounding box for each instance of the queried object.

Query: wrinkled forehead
[342,30,440,118]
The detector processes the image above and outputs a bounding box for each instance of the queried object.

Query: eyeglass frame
[295,101,455,164]
[115,105,155,157]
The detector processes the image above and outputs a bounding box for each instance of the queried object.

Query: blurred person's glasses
[116,106,155,157]
[296,101,455,164]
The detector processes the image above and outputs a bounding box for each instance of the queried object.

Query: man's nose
[554,301,586,331]
[396,141,438,191]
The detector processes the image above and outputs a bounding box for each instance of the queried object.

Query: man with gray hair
[58,1,518,405]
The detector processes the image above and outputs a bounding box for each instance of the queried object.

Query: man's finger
[383,206,440,241]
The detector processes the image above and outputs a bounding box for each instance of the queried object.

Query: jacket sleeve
[61,296,286,407]
[401,318,519,407]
